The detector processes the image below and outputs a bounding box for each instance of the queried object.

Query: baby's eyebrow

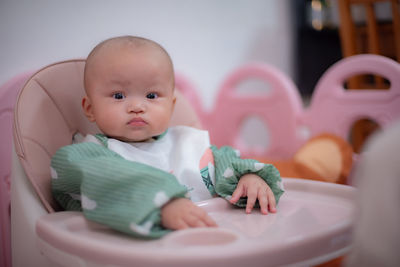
[109,79,130,87]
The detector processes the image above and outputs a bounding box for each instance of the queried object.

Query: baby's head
[82,36,176,142]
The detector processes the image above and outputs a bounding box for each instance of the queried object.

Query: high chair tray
[36,178,355,267]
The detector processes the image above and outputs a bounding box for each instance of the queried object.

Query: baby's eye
[112,92,125,100]
[146,92,158,99]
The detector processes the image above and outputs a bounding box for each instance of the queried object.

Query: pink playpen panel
[305,54,400,139]
[204,63,304,159]
[199,55,400,160]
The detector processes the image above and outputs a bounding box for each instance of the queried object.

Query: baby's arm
[51,142,189,238]
[161,198,217,229]
[209,145,284,212]
[230,174,276,214]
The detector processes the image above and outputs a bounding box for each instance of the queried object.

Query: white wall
[0,0,294,110]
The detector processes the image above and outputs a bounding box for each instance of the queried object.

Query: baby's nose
[127,101,145,113]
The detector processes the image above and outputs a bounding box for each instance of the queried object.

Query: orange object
[258,134,354,185]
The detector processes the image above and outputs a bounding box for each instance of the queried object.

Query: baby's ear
[82,96,96,122]
[172,91,177,109]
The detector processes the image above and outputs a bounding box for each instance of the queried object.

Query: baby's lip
[128,117,147,126]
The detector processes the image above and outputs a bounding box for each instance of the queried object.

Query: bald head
[84,36,174,92]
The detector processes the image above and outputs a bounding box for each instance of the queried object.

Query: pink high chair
[0,71,33,267]
[8,54,399,267]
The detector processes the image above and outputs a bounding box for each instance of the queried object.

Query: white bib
[84,126,212,202]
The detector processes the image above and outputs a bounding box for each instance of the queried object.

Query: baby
[51,36,284,238]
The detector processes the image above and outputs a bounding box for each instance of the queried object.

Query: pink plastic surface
[175,72,205,123]
[0,71,33,267]
[304,54,400,140]
[36,178,355,267]
[200,55,400,159]
[204,63,303,159]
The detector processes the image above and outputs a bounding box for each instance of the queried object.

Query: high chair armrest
[10,146,49,267]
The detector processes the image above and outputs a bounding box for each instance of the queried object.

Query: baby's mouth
[128,117,147,127]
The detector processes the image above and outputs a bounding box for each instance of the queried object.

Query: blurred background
[0,0,293,111]
[0,0,395,108]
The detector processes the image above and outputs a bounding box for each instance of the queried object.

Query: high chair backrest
[13,59,202,213]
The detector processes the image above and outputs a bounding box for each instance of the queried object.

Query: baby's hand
[230,173,276,215]
[161,198,217,230]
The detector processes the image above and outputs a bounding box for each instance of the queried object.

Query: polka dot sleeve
[210,145,284,207]
[51,142,188,239]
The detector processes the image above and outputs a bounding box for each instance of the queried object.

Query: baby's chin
[116,136,152,143]
[106,133,155,143]
[104,129,166,143]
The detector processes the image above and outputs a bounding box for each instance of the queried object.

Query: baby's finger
[190,218,208,228]
[246,187,257,214]
[230,185,244,204]
[191,207,217,227]
[174,219,189,230]
[258,189,269,215]
[203,214,218,227]
[267,188,277,213]
[191,206,207,217]
[184,214,206,228]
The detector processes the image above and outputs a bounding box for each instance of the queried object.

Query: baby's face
[83,46,176,142]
